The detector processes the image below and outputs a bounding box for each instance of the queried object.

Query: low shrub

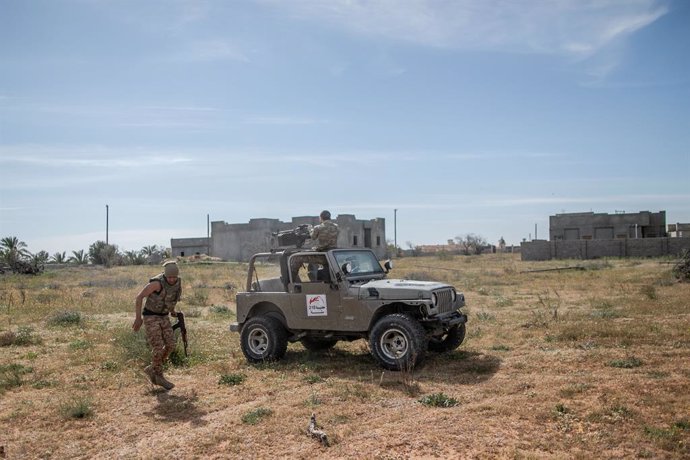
[419,392,458,408]
[47,310,83,327]
[608,357,642,368]
[241,407,273,425]
[60,395,94,419]
[219,373,246,386]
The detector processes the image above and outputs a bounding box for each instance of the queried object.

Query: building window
[353,235,358,246]
[376,236,381,246]
[181,251,185,257]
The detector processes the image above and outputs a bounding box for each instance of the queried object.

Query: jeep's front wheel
[369,314,427,371]
[428,323,466,353]
[240,316,288,363]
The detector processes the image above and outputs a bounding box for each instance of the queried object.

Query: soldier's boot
[144,365,156,384]
[153,373,175,390]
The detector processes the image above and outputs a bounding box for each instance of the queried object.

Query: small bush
[210,305,231,314]
[187,290,209,306]
[494,296,514,307]
[475,311,495,322]
[555,403,570,415]
[491,344,511,352]
[0,330,16,347]
[609,357,643,368]
[100,361,119,371]
[639,285,657,300]
[60,396,94,419]
[419,392,458,408]
[113,327,150,364]
[219,373,246,386]
[672,250,690,282]
[47,310,83,327]
[69,339,91,350]
[0,363,33,392]
[1,326,42,346]
[241,407,273,425]
[304,374,324,384]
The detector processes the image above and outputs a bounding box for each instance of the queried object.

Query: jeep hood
[354,278,450,300]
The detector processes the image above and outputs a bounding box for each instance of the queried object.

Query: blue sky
[1,0,689,254]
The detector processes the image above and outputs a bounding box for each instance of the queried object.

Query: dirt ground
[1,254,689,459]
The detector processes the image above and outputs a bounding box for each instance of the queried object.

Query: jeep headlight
[450,288,457,302]
[431,292,438,307]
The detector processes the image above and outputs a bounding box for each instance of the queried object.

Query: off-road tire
[300,337,338,351]
[369,314,428,371]
[428,323,466,353]
[240,316,288,363]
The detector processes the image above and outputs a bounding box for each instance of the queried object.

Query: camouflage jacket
[310,220,339,251]
[144,273,182,315]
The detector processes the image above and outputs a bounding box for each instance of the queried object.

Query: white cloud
[243,116,328,125]
[0,145,194,169]
[174,39,250,62]
[259,0,668,57]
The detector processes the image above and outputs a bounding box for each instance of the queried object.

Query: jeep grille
[434,288,456,314]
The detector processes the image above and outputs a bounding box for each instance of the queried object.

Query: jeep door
[285,253,344,330]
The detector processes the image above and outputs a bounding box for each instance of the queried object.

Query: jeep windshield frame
[332,249,385,280]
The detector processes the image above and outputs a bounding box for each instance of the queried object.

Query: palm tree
[0,236,30,265]
[68,249,88,265]
[124,250,146,265]
[141,245,159,257]
[50,251,67,264]
[31,250,50,266]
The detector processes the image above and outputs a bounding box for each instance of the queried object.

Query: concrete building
[668,223,690,238]
[522,210,690,260]
[550,211,666,241]
[172,214,386,261]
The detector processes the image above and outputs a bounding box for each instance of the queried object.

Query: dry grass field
[1,254,689,459]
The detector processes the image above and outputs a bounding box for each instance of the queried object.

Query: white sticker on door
[306,294,327,317]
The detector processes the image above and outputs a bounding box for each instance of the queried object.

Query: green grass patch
[219,373,246,386]
[608,357,643,368]
[113,327,151,364]
[241,407,273,425]
[210,305,233,316]
[303,374,324,384]
[69,339,91,350]
[47,310,83,327]
[419,392,459,408]
[59,395,94,419]
[0,363,33,392]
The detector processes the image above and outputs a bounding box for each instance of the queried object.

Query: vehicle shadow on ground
[275,347,501,389]
[143,389,209,426]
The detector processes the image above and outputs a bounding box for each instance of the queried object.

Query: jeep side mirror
[384,260,393,273]
[341,262,352,274]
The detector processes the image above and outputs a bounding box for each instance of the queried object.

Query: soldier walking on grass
[132,260,181,390]
[310,210,339,251]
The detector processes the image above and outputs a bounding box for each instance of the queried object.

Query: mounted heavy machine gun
[272,224,312,249]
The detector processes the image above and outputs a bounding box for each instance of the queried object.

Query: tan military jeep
[231,247,468,370]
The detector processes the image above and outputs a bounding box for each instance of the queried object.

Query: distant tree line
[0,236,171,273]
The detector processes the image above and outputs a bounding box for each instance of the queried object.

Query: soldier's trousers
[143,315,175,375]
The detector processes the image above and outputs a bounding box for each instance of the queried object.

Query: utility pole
[394,208,398,256]
[207,214,211,256]
[105,204,109,245]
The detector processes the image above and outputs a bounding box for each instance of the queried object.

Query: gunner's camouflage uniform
[143,273,181,375]
[310,220,339,251]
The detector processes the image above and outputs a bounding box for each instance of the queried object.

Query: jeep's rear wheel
[428,323,466,353]
[300,337,338,351]
[240,316,288,363]
[369,314,427,371]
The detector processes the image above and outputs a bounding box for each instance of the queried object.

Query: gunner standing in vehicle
[310,210,339,251]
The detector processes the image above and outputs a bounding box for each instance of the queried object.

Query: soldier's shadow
[144,389,208,426]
